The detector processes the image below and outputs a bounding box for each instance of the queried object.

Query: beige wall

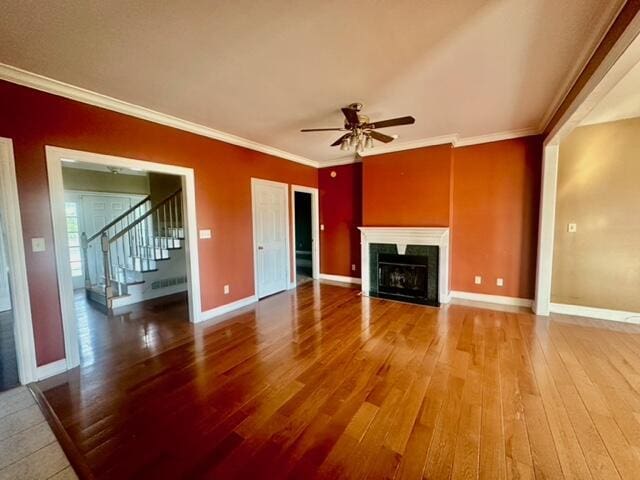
[148,172,182,204]
[62,167,149,195]
[552,117,640,311]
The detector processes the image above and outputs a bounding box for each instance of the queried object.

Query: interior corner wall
[451,136,542,299]
[0,79,317,366]
[319,163,362,277]
[318,137,543,300]
[552,118,640,311]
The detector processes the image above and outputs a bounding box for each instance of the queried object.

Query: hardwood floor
[37,283,640,479]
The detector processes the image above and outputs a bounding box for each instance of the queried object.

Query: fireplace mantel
[358,227,450,304]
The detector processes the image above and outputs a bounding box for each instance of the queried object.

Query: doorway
[0,210,19,390]
[46,146,201,371]
[251,178,290,299]
[291,185,320,285]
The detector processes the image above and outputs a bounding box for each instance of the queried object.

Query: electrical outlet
[320,224,325,231]
[474,275,482,285]
[567,223,577,233]
[496,278,504,287]
[223,284,230,295]
[351,264,356,272]
[199,229,212,239]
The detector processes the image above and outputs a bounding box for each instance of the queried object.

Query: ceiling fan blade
[300,128,347,132]
[330,133,351,147]
[369,131,394,143]
[367,116,415,129]
[341,107,360,125]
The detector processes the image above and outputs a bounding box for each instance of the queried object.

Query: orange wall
[451,137,542,298]
[362,144,452,226]
[0,80,317,366]
[319,164,362,277]
[320,137,542,300]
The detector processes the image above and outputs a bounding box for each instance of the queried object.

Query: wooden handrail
[86,194,151,242]
[109,188,182,244]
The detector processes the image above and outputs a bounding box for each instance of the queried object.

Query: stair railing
[106,188,183,304]
[81,195,152,297]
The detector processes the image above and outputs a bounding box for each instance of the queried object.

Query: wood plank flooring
[37,283,640,479]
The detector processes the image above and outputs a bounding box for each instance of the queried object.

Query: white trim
[46,146,203,370]
[319,273,362,285]
[0,63,319,169]
[35,359,68,381]
[533,144,559,315]
[1,63,545,170]
[453,128,540,147]
[250,178,292,299]
[200,295,257,322]
[450,291,533,308]
[533,15,640,316]
[320,128,540,167]
[550,303,640,325]
[358,227,450,303]
[291,185,320,280]
[536,1,627,133]
[0,137,38,384]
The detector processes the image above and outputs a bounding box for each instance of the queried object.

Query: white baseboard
[36,359,67,381]
[319,273,362,285]
[199,295,257,322]
[449,291,533,308]
[550,303,640,324]
[288,281,296,290]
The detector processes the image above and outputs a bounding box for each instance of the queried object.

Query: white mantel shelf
[358,227,450,304]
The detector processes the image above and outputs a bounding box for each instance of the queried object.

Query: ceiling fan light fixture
[340,138,349,151]
[365,136,374,149]
[349,135,356,147]
[356,138,365,153]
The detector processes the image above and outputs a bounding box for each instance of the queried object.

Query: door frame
[251,178,291,299]
[291,185,320,280]
[0,137,37,384]
[46,146,202,371]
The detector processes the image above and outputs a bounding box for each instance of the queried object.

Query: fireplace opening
[377,253,432,305]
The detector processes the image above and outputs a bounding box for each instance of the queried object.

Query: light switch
[224,284,230,294]
[474,275,482,285]
[199,229,212,239]
[496,278,504,287]
[32,237,46,252]
[320,224,325,231]
[567,223,577,233]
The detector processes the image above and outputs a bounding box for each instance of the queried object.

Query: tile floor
[0,387,76,479]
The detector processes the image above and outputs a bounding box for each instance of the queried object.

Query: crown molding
[0,63,320,168]
[359,134,458,157]
[1,63,542,169]
[453,127,540,147]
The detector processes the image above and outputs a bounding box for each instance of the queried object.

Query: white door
[0,214,11,312]
[80,194,142,285]
[252,180,289,298]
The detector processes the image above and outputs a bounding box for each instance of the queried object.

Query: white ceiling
[62,160,148,176]
[581,59,640,126]
[0,0,624,165]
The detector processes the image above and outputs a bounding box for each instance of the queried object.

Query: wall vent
[151,275,187,290]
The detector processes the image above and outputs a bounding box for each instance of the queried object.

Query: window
[65,202,83,277]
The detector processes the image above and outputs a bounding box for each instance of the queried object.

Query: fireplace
[358,227,450,306]
[377,253,431,304]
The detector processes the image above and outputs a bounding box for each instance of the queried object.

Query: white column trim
[0,137,38,384]
[534,144,559,315]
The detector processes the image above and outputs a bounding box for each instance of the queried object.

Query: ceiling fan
[301,103,415,153]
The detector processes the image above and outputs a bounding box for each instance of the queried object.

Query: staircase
[81,188,184,310]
